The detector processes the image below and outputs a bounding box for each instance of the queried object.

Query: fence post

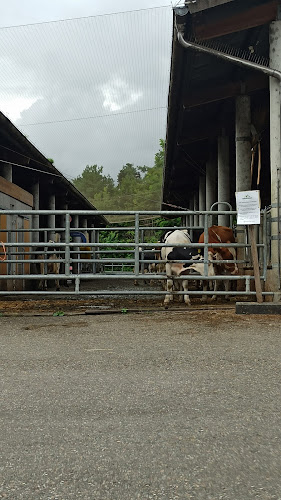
[91,229,97,274]
[65,213,70,276]
[203,212,209,277]
[135,213,140,278]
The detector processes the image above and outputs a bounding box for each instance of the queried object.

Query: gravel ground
[0,308,280,500]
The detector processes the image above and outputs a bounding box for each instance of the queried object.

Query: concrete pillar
[182,214,188,228]
[60,202,68,242]
[189,198,194,227]
[193,192,199,227]
[81,218,89,271]
[31,182,40,244]
[81,217,88,233]
[73,214,80,274]
[269,21,281,296]
[1,163,12,182]
[48,194,56,241]
[206,157,216,226]
[218,134,230,227]
[236,95,252,192]
[236,94,252,276]
[199,175,206,228]
[72,215,79,233]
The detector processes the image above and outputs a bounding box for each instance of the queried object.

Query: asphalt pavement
[0,309,280,499]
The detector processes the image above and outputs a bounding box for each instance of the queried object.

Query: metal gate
[0,209,274,299]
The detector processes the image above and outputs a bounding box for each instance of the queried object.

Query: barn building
[162,0,281,298]
[0,111,107,290]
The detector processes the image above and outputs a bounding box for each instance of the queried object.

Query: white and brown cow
[161,229,215,307]
[198,225,238,301]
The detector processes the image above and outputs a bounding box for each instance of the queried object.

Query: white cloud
[0,3,172,180]
[0,96,41,122]
[102,78,143,112]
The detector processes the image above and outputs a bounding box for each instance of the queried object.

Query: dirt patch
[23,321,89,330]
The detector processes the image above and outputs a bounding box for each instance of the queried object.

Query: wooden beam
[179,127,219,145]
[183,74,268,108]
[193,0,278,40]
[0,176,33,206]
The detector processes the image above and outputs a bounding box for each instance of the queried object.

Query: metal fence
[0,209,274,298]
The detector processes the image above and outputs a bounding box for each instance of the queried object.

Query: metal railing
[0,209,273,298]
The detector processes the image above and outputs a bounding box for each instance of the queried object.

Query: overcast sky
[0,1,182,181]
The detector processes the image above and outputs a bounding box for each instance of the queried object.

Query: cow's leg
[211,279,218,301]
[164,263,173,308]
[182,278,191,306]
[224,279,230,301]
[144,268,149,285]
[164,278,174,308]
[201,281,208,303]
[55,263,60,291]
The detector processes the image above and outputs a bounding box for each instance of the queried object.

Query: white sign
[235,190,260,225]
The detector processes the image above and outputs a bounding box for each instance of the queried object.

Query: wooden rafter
[183,74,268,108]
[193,0,278,40]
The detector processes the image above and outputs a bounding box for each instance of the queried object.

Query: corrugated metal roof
[185,0,234,13]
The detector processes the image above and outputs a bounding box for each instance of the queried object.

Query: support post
[248,225,263,303]
[31,182,40,244]
[206,156,216,226]
[189,198,194,228]
[48,194,56,241]
[269,20,281,298]
[218,134,230,227]
[199,175,206,228]
[236,94,252,277]
[193,192,199,227]
[73,214,80,274]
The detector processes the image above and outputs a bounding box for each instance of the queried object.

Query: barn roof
[185,0,234,14]
[0,112,107,226]
[162,0,278,210]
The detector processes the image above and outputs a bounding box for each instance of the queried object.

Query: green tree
[72,140,165,212]
[72,165,114,202]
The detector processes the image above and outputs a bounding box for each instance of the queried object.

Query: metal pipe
[134,213,140,276]
[203,213,208,276]
[177,32,281,82]
[0,209,239,216]
[0,290,273,296]
[0,273,262,281]
[277,172,281,290]
[65,213,71,276]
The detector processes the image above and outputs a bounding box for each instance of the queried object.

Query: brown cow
[198,225,238,300]
[198,226,238,273]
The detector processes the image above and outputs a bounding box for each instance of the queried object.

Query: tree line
[72,139,165,212]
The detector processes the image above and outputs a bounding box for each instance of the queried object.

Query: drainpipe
[177,32,281,82]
